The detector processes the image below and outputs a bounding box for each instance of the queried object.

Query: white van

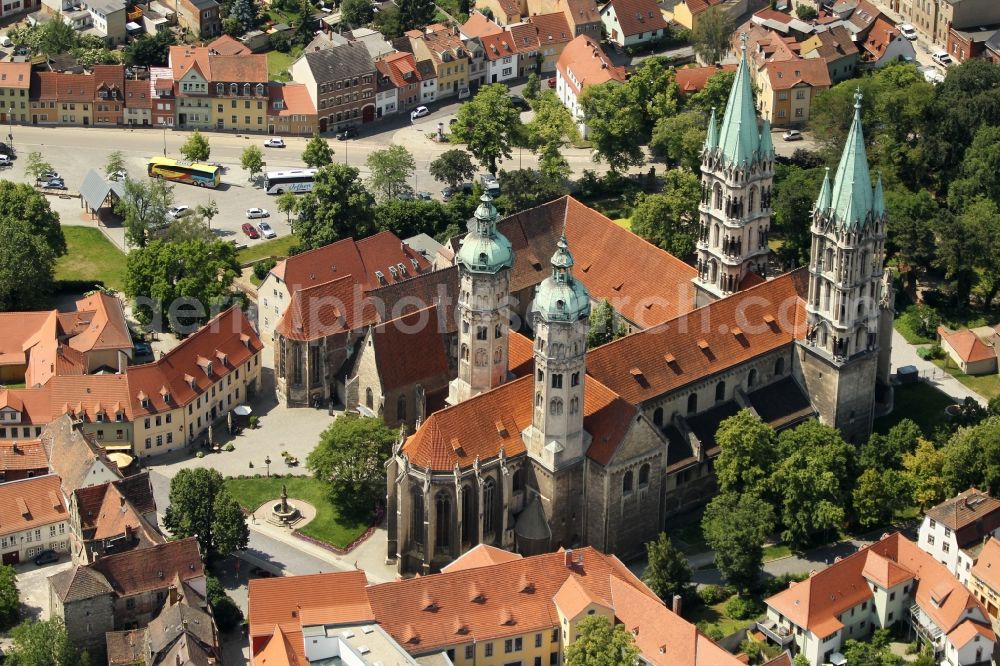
[0,35,13,48]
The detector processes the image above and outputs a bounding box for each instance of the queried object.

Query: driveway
[15,558,73,623]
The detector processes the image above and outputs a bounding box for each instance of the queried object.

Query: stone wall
[54,591,114,661]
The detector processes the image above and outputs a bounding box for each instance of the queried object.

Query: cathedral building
[385,50,894,575]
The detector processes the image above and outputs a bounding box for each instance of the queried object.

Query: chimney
[11,442,18,454]
[564,549,573,568]
[672,594,682,615]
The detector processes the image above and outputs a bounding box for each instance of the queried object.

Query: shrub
[917,343,945,361]
[196,451,205,458]
[698,584,735,605]
[724,595,764,621]
[249,415,259,429]
[763,572,809,596]
[253,258,276,281]
[224,443,235,452]
[698,623,724,641]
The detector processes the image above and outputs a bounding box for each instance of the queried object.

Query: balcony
[910,604,943,646]
[756,619,794,646]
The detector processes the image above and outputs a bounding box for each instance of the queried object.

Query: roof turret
[829,89,875,230]
[456,193,515,273]
[704,107,719,152]
[815,167,832,212]
[717,34,762,168]
[532,234,590,323]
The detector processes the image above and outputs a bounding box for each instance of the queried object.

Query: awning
[80,168,125,211]
[102,443,133,452]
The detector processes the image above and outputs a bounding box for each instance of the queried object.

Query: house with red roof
[918,488,1000,584]
[938,326,998,376]
[527,11,573,73]
[673,0,747,32]
[480,30,519,83]
[267,82,318,135]
[600,0,669,47]
[555,34,625,136]
[859,16,916,66]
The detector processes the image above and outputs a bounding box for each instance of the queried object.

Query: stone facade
[51,584,114,658]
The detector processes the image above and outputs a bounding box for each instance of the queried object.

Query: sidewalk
[889,328,987,405]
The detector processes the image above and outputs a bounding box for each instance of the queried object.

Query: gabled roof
[275,275,379,342]
[41,415,121,495]
[440,544,524,573]
[206,34,249,56]
[124,79,151,108]
[675,64,737,94]
[267,83,316,117]
[74,473,163,545]
[683,0,724,15]
[367,265,459,335]
[861,549,914,589]
[848,0,881,34]
[461,11,503,38]
[527,12,573,44]
[30,71,60,100]
[926,489,1000,545]
[602,0,668,37]
[0,439,48,472]
[800,24,858,61]
[91,537,203,597]
[480,30,518,61]
[509,22,542,53]
[379,51,426,87]
[0,474,67,538]
[50,563,114,603]
[105,629,145,666]
[971,538,1000,593]
[370,305,450,392]
[296,41,375,84]
[860,16,902,59]
[170,45,267,83]
[147,600,217,657]
[249,570,373,640]
[47,374,134,423]
[556,35,625,94]
[763,57,832,90]
[553,574,610,618]
[0,62,31,89]
[253,625,305,666]
[938,327,996,364]
[57,73,96,101]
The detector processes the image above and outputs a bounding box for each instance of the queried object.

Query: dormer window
[115,410,124,422]
[230,82,238,95]
[206,362,214,375]
[256,83,265,96]
[95,411,105,422]
[216,83,224,95]
[244,83,251,96]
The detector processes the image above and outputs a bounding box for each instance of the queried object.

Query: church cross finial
[739,32,748,53]
[854,87,863,110]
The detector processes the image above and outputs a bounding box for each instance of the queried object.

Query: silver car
[246,207,270,219]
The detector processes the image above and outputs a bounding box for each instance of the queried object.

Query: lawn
[894,316,934,345]
[762,544,792,562]
[55,226,127,292]
[687,598,754,638]
[224,476,370,550]
[932,357,1000,400]
[613,218,631,230]
[237,234,299,264]
[874,381,956,436]
[267,47,302,83]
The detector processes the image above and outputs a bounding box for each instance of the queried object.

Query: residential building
[290,41,376,133]
[410,24,469,99]
[896,0,1000,46]
[763,533,995,666]
[93,64,124,125]
[205,33,247,55]
[858,16,916,66]
[248,546,745,666]
[460,10,503,40]
[984,30,1000,63]
[0,62,31,124]
[176,0,220,37]
[475,0,522,25]
[149,66,174,127]
[169,45,269,132]
[918,489,1000,584]
[123,78,151,126]
[527,12,572,73]
[127,306,263,458]
[68,472,161,563]
[267,82,318,135]
[947,24,1000,63]
[534,0,601,37]
[29,71,59,124]
[106,595,219,666]
[937,327,997,375]
[348,27,395,61]
[675,63,737,95]
[464,36,489,87]
[42,415,123,497]
[56,72,95,126]
[969,537,1000,629]
[600,0,669,47]
[89,0,126,45]
[0,439,49,482]
[0,474,70,565]
[373,60,399,118]
[673,0,748,32]
[378,51,426,112]
[555,34,625,137]
[755,57,831,124]
[49,537,206,664]
[799,24,859,82]
[509,22,541,76]
[481,30,519,84]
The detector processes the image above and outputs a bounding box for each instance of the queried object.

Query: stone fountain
[267,484,302,527]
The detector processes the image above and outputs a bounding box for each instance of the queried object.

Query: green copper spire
[717,33,761,168]
[705,107,719,152]
[872,173,886,219]
[456,193,515,273]
[815,167,832,211]
[758,119,774,158]
[532,234,590,323]
[829,89,875,230]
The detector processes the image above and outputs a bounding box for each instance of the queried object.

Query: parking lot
[15,558,74,624]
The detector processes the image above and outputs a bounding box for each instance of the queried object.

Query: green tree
[222,16,241,36]
[163,468,224,557]
[795,4,818,19]
[7,617,87,666]
[643,533,692,604]
[853,468,913,528]
[24,151,53,184]
[197,199,219,229]
[860,419,921,470]
[373,199,453,239]
[277,190,299,226]
[962,196,1000,307]
[773,164,825,267]
[687,69,735,114]
[306,414,398,519]
[564,615,639,666]
[0,181,66,257]
[771,421,856,548]
[625,58,682,138]
[524,72,540,100]
[0,218,57,311]
[691,6,734,65]
[494,168,563,215]
[451,84,522,174]
[793,655,811,666]
[702,491,774,592]
[341,0,374,25]
[39,19,77,55]
[229,0,258,32]
[293,0,314,45]
[942,417,1000,496]
[372,4,403,38]
[124,30,176,66]
[580,83,644,173]
[651,110,706,171]
[526,91,578,181]
[206,576,244,633]
[164,214,213,243]
[903,438,949,509]
[714,409,778,499]
[841,631,903,665]
[935,207,979,307]
[399,0,435,30]
[180,130,211,162]
[302,134,334,168]
[116,177,173,249]
[587,299,625,348]
[366,145,415,200]
[885,187,941,290]
[124,239,240,331]
[296,164,375,250]
[104,150,126,178]
[0,564,19,630]
[241,144,265,182]
[629,170,701,259]
[429,149,476,189]
[211,489,249,557]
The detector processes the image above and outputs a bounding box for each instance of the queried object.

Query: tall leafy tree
[579,83,644,173]
[296,164,375,250]
[241,144,265,182]
[340,0,374,25]
[494,168,563,215]
[702,491,774,592]
[885,188,941,290]
[366,145,415,200]
[429,149,476,189]
[686,69,735,114]
[372,4,403,38]
[772,164,825,268]
[941,417,1000,496]
[947,123,1000,213]
[713,409,778,499]
[587,299,625,348]
[307,414,398,520]
[526,91,577,181]
[163,468,224,557]
[961,196,1000,307]
[124,30,176,66]
[643,533,692,604]
[934,207,979,307]
[180,130,210,162]
[650,110,706,171]
[39,19,76,55]
[229,0,259,32]
[399,0,435,31]
[564,615,638,666]
[24,151,53,184]
[0,180,65,257]
[629,170,700,259]
[524,72,540,100]
[859,419,921,470]
[0,564,18,630]
[7,617,87,666]
[0,218,57,311]
[276,190,299,226]
[625,58,681,138]
[853,468,913,529]
[211,489,249,557]
[373,199,453,240]
[902,438,949,509]
[116,177,173,249]
[451,84,522,175]
[691,6,733,65]
[293,0,314,45]
[302,134,334,168]
[206,576,244,632]
[104,150,126,178]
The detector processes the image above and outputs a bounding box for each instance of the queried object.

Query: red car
[548,77,556,88]
[241,222,260,239]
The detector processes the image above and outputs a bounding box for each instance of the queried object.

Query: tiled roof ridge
[127,305,248,373]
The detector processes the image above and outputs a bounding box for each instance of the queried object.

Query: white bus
[264,168,319,194]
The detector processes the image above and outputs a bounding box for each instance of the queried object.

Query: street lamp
[264,455,271,478]
[162,127,167,156]
[7,106,13,153]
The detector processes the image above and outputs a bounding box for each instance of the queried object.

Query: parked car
[264,137,286,148]
[41,170,60,180]
[42,177,66,189]
[782,130,802,141]
[509,95,530,111]
[458,87,471,99]
[410,106,430,121]
[548,76,556,88]
[480,173,500,196]
[932,51,953,66]
[134,341,153,357]
[167,205,190,219]
[246,207,270,219]
[33,550,60,565]
[0,155,11,167]
[336,127,357,140]
[249,567,275,578]
[258,221,277,239]
[108,170,127,181]
[242,222,260,239]
[899,23,917,40]
[416,191,433,200]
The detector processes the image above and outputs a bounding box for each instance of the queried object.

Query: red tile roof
[125,79,151,109]
[170,45,267,84]
[508,330,534,378]
[91,537,203,596]
[684,0,724,16]
[938,327,996,364]
[528,12,573,45]
[556,35,626,96]
[603,0,668,38]
[370,305,450,392]
[267,83,316,118]
[675,64,737,94]
[249,570,373,641]
[925,489,1000,547]
[206,34,250,56]
[763,57,831,90]
[440,544,524,573]
[509,23,542,54]
[0,62,30,89]
[30,72,60,100]
[586,269,808,405]
[275,275,379,342]
[48,374,134,423]
[379,51,426,88]
[0,439,48,472]
[0,474,67,537]
[127,306,262,416]
[68,292,132,353]
[861,16,902,60]
[481,31,518,61]
[461,11,503,38]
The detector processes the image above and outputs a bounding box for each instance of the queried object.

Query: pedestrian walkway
[890,329,987,405]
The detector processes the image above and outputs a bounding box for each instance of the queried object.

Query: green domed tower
[447,194,515,405]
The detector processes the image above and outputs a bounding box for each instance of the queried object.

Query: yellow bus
[147,157,221,188]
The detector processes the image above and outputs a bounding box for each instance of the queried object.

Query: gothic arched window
[639,463,650,486]
[461,485,474,544]
[748,369,758,388]
[411,489,424,545]
[748,186,756,213]
[550,398,563,415]
[714,183,723,209]
[397,394,406,422]
[461,344,470,361]
[435,491,451,549]
[571,372,580,387]
[483,477,496,534]
[715,381,725,402]
[653,407,663,427]
[569,396,579,414]
[687,393,698,414]
[366,387,374,409]
[475,349,487,367]
[494,349,502,365]
[712,224,720,247]
[623,470,634,494]
[775,357,785,376]
[535,392,543,407]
